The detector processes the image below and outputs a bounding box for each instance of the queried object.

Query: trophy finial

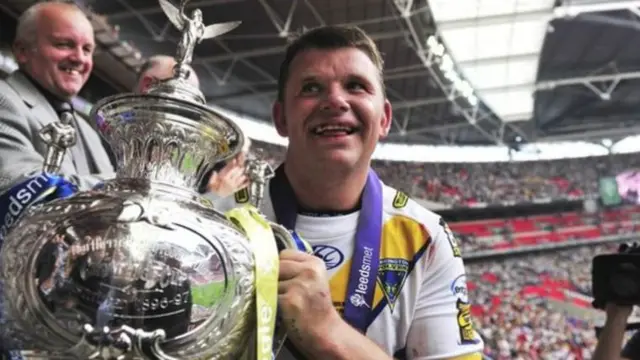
[40,111,77,174]
[158,0,241,80]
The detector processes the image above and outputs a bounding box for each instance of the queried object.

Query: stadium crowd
[468,245,617,360]
[450,206,640,254]
[251,140,640,207]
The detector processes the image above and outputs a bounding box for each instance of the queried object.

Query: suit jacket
[0,71,115,193]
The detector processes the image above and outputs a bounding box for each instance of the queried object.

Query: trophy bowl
[0,187,256,359]
[0,68,263,358]
[0,2,280,358]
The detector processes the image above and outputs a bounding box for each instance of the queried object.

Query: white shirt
[212,179,484,359]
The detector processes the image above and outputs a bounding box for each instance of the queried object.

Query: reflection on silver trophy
[0,0,288,358]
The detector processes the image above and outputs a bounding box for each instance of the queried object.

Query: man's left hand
[278,249,343,352]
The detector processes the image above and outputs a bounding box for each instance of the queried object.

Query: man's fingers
[280,249,314,262]
[279,258,304,281]
[278,279,297,294]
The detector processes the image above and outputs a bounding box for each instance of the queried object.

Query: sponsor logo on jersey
[456,299,481,345]
[392,191,409,209]
[450,274,469,303]
[439,218,461,258]
[234,188,250,204]
[313,245,345,270]
[378,258,409,312]
[350,246,374,308]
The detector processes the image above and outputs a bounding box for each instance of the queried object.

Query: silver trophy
[0,1,291,358]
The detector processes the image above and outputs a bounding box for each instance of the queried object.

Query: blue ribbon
[0,172,78,357]
[269,164,382,332]
[288,230,313,253]
[0,172,77,244]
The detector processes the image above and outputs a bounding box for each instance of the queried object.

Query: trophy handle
[269,223,313,254]
[267,223,314,358]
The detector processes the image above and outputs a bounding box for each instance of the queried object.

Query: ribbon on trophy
[225,205,279,360]
[0,172,77,245]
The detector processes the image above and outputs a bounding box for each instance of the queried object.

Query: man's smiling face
[273,47,392,171]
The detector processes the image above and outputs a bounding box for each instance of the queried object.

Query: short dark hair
[276,25,385,101]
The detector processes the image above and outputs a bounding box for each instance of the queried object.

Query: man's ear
[379,99,393,138]
[12,41,28,65]
[272,101,288,137]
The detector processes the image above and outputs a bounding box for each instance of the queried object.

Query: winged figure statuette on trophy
[159,0,241,79]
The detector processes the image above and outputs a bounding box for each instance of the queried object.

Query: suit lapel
[6,72,60,129]
[6,72,115,175]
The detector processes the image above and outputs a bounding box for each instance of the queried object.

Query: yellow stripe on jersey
[328,215,431,318]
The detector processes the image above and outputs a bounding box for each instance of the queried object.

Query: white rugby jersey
[211,180,484,359]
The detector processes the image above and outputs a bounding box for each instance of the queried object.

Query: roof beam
[540,125,640,142]
[554,0,640,17]
[456,53,539,67]
[390,0,506,145]
[193,30,407,64]
[461,70,640,94]
[107,0,244,19]
[394,96,453,109]
[437,9,553,31]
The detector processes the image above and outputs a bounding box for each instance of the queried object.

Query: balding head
[14,2,94,99]
[135,55,200,93]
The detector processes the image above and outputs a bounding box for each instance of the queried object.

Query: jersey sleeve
[405,218,484,360]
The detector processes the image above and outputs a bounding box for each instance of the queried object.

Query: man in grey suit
[0,2,114,194]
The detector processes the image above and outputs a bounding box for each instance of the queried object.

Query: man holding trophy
[0,1,484,360]
[215,25,485,360]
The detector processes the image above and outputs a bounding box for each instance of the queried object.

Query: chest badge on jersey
[313,245,345,270]
[377,258,410,312]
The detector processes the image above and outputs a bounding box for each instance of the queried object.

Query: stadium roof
[2,0,640,149]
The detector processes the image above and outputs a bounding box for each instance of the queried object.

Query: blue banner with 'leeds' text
[0,172,77,357]
[0,172,77,244]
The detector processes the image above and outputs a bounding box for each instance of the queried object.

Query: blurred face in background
[137,56,200,94]
[14,4,94,100]
[273,47,392,173]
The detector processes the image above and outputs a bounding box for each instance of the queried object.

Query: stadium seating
[449,206,640,253]
[251,140,640,207]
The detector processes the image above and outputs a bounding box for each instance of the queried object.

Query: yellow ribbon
[226,205,279,360]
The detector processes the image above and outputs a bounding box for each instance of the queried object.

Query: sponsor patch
[439,218,461,258]
[456,299,481,345]
[392,191,409,209]
[450,274,469,303]
[313,245,345,270]
[377,258,409,312]
[234,188,250,204]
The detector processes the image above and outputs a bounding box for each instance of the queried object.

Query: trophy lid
[90,0,243,191]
